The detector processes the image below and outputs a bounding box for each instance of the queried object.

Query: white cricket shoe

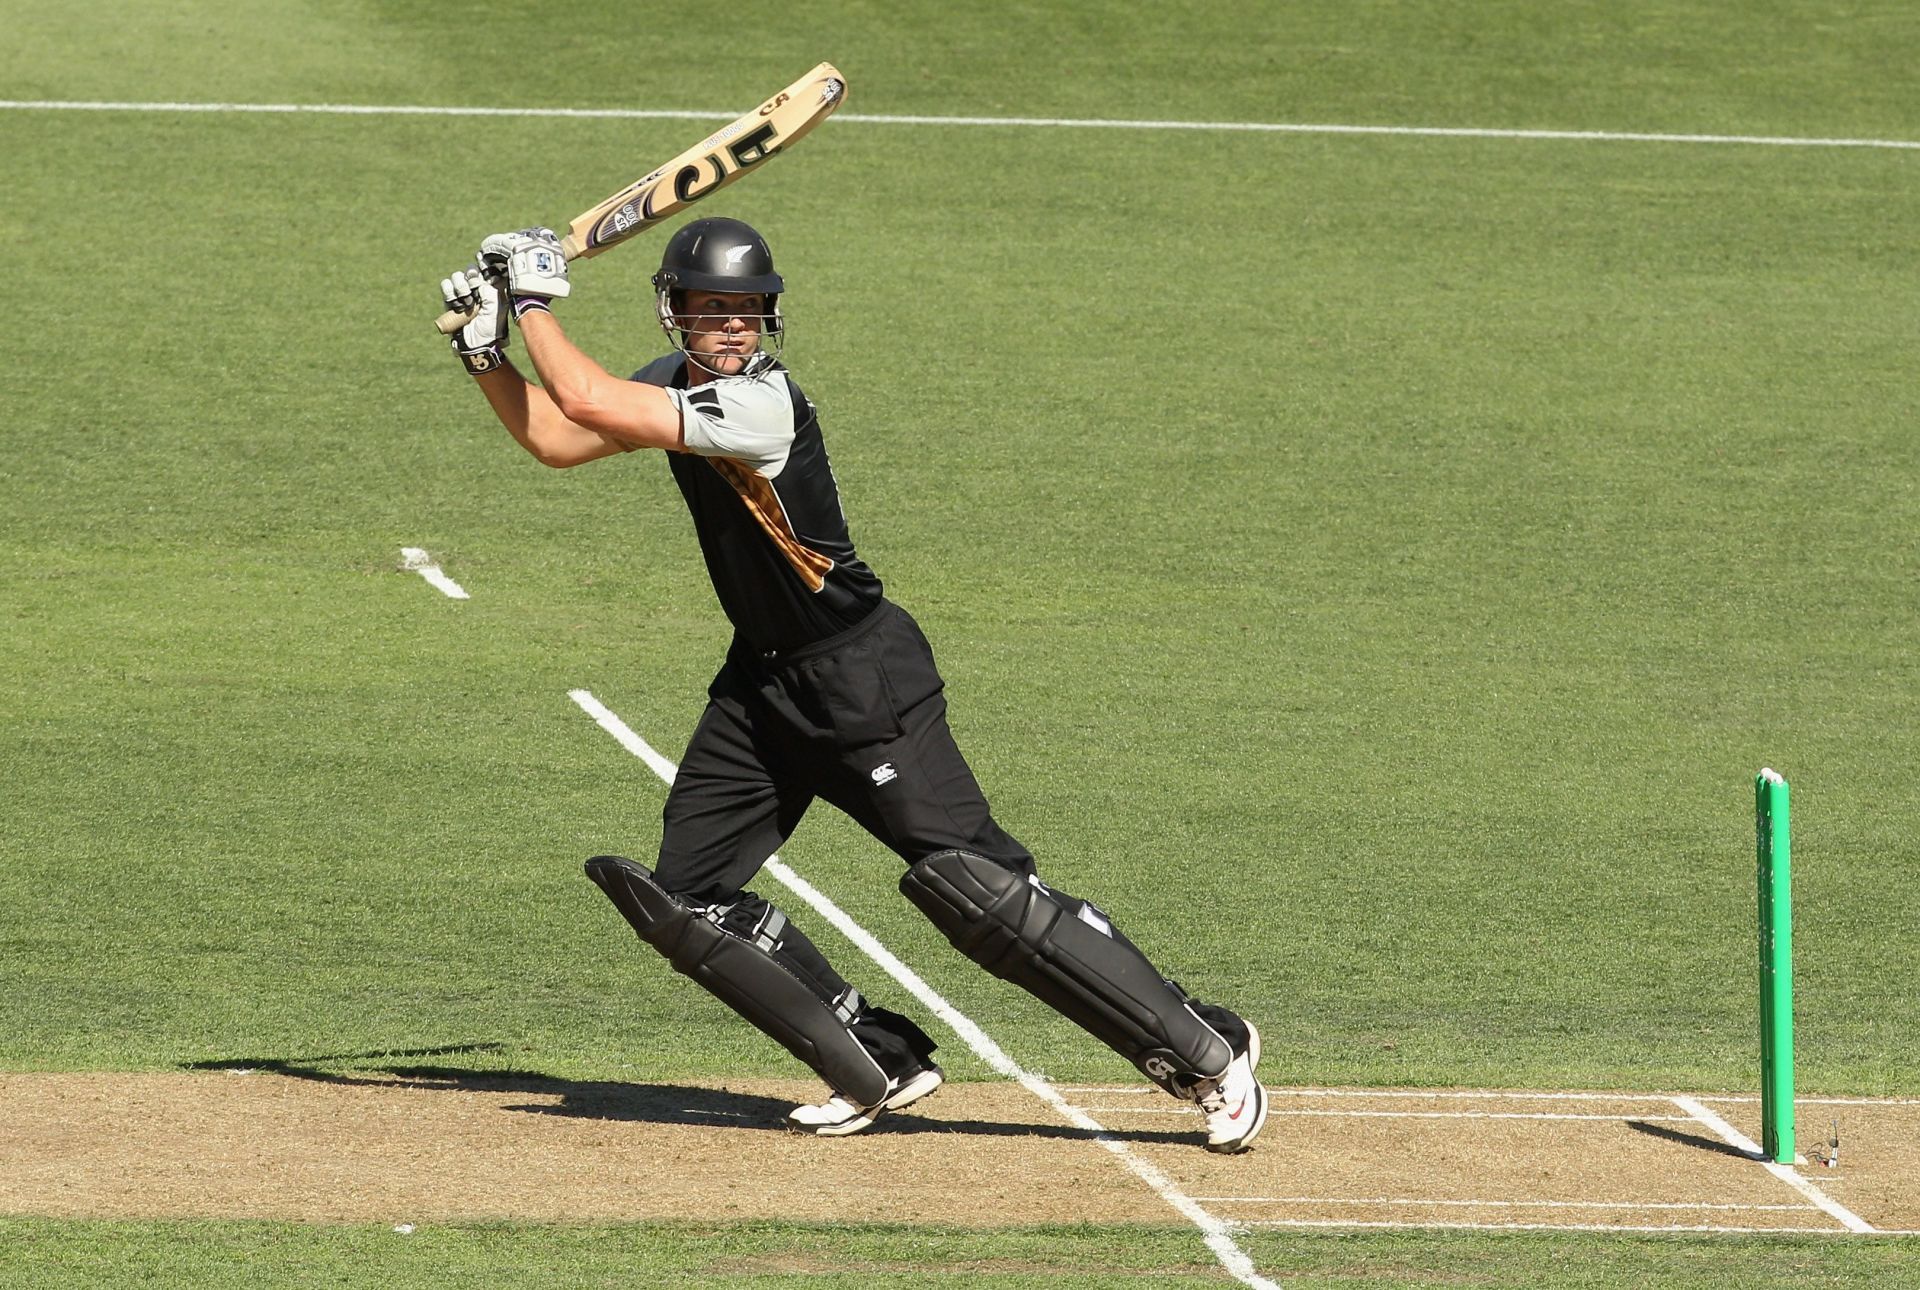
[1195,1021,1268,1154]
[785,1064,944,1136]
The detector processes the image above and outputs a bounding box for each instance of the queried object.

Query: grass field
[4,1,1918,1285]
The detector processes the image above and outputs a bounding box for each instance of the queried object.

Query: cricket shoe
[785,1064,944,1136]
[1193,1021,1268,1154]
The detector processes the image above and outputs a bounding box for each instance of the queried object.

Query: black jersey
[632,355,884,652]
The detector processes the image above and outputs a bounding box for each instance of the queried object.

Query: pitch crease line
[1193,1196,1817,1212]
[1065,1086,1694,1102]
[565,688,1280,1290]
[3,99,1917,151]
[1242,1218,1843,1235]
[1699,1095,1920,1107]
[1087,1107,1695,1122]
[1670,1096,1874,1233]
[1263,1088,1681,1102]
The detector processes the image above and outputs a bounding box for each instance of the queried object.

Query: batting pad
[901,849,1231,1094]
[586,856,891,1107]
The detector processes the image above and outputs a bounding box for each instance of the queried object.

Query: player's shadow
[1625,1118,1758,1160]
[181,1044,1192,1143]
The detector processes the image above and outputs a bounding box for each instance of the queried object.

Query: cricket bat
[435,62,847,334]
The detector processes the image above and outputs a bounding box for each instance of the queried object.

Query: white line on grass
[1699,1095,1920,1107]
[1076,1085,1920,1112]
[841,115,1920,152]
[3,98,1918,151]
[399,547,469,599]
[1259,1089,1687,1102]
[1067,1086,1692,1102]
[1670,1096,1875,1234]
[565,688,1281,1290]
[1194,1197,1817,1213]
[1243,1217,1842,1235]
[1087,1106,1697,1122]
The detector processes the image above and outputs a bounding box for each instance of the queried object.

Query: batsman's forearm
[514,311,684,449]
[473,362,550,455]
[516,311,620,424]
[472,363,618,468]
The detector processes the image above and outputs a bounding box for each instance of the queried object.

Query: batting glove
[441,267,509,375]
[478,227,571,319]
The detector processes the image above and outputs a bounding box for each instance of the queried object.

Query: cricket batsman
[438,218,1269,1151]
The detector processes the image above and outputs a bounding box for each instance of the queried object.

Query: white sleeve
[669,375,796,477]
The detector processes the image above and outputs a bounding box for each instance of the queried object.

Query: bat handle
[434,306,478,335]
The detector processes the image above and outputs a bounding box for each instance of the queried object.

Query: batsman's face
[679,291,767,377]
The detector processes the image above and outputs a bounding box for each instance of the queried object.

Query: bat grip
[434,306,478,335]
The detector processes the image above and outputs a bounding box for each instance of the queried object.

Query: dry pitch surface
[2,1072,1914,1237]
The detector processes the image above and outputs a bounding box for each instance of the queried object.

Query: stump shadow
[1626,1118,1758,1160]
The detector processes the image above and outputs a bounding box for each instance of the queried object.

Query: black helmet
[652,217,785,376]
[651,217,784,296]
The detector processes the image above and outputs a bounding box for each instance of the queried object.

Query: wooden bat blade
[563,61,847,260]
[433,63,847,336]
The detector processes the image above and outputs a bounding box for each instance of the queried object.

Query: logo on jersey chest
[870,762,898,786]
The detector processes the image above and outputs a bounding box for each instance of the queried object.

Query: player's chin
[703,351,755,376]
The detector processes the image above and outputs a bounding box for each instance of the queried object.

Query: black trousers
[657,600,1031,903]
[653,600,1245,1081]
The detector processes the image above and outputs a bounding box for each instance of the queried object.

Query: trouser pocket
[802,636,903,746]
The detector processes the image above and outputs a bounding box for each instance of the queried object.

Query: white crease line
[1195,1196,1816,1213]
[3,99,1918,151]
[1242,1218,1843,1235]
[1071,1085,1920,1109]
[399,547,469,599]
[1065,1086,1687,1102]
[1670,1096,1874,1234]
[566,688,1279,1290]
[1699,1095,1920,1107]
[1089,1107,1695,1122]
[1263,1089,1677,1102]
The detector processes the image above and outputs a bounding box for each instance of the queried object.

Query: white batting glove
[478,227,571,320]
[441,267,509,374]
